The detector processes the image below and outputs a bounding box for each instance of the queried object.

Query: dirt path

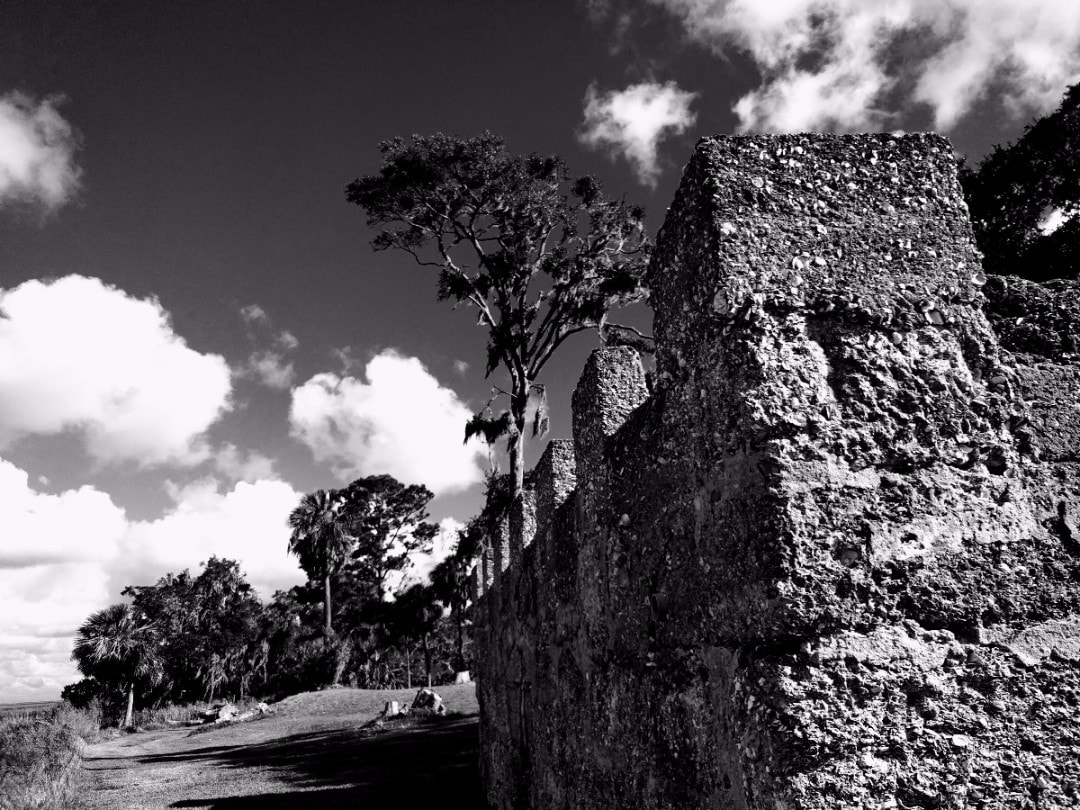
[81,686,485,809]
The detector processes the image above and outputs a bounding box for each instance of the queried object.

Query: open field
[0,702,60,720]
[81,684,483,809]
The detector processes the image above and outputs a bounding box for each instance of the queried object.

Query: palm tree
[287,489,356,636]
[72,604,163,729]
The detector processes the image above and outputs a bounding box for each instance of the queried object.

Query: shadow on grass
[162,716,486,809]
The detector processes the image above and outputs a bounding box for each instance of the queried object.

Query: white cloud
[239,303,270,326]
[236,304,299,390]
[0,92,81,212]
[0,634,88,704]
[453,359,469,376]
[120,476,306,599]
[0,458,126,568]
[649,0,1080,132]
[0,275,232,466]
[212,443,278,483]
[579,80,698,186]
[240,350,296,390]
[0,461,132,701]
[276,330,299,351]
[289,350,487,496]
[0,568,113,703]
[0,455,304,702]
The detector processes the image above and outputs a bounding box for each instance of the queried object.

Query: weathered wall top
[651,134,983,381]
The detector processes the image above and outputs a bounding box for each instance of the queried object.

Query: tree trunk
[423,633,432,687]
[324,574,333,635]
[508,381,529,560]
[405,643,412,689]
[455,613,465,672]
[124,683,135,729]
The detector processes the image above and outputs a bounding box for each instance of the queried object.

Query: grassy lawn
[81,684,485,810]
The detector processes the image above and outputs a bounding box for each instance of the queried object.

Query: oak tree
[346,132,650,550]
[339,474,438,602]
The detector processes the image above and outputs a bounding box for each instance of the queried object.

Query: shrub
[0,703,100,810]
[130,697,263,731]
[60,679,101,711]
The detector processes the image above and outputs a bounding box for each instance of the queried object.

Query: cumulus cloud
[212,443,278,483]
[0,466,124,701]
[0,275,232,466]
[0,455,304,702]
[0,92,81,212]
[0,565,114,702]
[289,350,487,496]
[579,80,698,186]
[240,350,296,390]
[239,303,270,325]
[120,476,306,598]
[236,303,299,390]
[0,458,126,569]
[276,330,299,351]
[649,0,1080,132]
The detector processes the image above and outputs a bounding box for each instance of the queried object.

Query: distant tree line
[65,473,479,728]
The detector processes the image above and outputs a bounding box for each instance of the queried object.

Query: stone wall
[474,134,1080,810]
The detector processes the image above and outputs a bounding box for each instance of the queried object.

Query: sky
[1,0,1078,703]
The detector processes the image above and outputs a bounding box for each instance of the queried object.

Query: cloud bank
[0,92,81,211]
[290,350,487,496]
[0,456,306,702]
[0,275,232,466]
[579,80,698,186]
[649,0,1080,132]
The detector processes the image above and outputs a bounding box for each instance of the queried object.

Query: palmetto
[286,488,356,636]
[72,603,163,728]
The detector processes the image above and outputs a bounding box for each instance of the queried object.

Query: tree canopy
[287,489,357,635]
[346,131,651,548]
[123,557,263,703]
[340,474,438,601]
[72,603,163,728]
[961,82,1080,282]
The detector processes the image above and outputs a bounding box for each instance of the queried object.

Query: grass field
[0,702,60,720]
[81,684,483,809]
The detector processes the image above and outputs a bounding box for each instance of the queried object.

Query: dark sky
[0,0,1068,701]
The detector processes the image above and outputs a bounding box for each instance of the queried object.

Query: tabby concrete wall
[474,134,1080,810]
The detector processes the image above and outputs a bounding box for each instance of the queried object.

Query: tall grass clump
[0,703,100,810]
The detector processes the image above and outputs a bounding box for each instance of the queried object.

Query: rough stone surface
[984,274,1080,463]
[475,134,1080,810]
[411,688,446,715]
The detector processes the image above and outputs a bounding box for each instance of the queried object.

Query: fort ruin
[472,134,1080,809]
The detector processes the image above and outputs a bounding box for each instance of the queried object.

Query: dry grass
[0,703,101,810]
